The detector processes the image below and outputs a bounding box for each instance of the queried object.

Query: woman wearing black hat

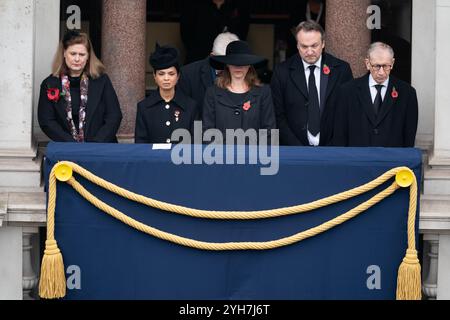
[203,40,276,143]
[38,31,122,142]
[135,44,198,144]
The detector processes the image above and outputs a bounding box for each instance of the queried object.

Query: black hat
[149,43,179,71]
[210,40,266,70]
[62,29,81,44]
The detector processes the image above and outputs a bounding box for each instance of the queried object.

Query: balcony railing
[1,162,449,300]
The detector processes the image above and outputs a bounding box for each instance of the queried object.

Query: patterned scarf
[61,74,89,142]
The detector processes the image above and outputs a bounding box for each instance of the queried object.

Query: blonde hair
[52,32,105,79]
[216,66,261,90]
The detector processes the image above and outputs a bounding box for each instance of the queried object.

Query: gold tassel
[396,249,422,300]
[39,240,66,299]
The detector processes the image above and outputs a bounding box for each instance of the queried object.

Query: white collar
[369,74,389,88]
[302,56,322,72]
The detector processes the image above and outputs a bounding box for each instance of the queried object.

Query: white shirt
[369,75,389,103]
[302,56,322,146]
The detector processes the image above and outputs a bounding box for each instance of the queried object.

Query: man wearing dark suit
[271,20,353,146]
[177,32,238,118]
[180,0,249,64]
[333,42,418,147]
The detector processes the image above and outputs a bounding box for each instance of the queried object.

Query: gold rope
[57,161,408,220]
[396,173,421,300]
[39,162,421,300]
[67,177,399,250]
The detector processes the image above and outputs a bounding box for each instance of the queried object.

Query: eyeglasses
[369,62,393,72]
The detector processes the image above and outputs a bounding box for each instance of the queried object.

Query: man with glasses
[333,42,418,147]
[271,20,353,146]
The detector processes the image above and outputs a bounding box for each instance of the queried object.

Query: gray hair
[367,42,395,59]
[212,32,239,56]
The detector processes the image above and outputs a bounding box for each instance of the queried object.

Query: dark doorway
[58,0,413,82]
[60,0,103,58]
[371,0,413,83]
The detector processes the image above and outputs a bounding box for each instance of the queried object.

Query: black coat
[270,53,353,146]
[180,0,250,64]
[203,85,276,138]
[135,89,198,144]
[332,75,418,147]
[177,58,214,118]
[38,74,122,143]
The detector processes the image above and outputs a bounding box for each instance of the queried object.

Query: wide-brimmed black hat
[149,43,179,71]
[210,40,266,70]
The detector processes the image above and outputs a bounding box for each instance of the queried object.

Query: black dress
[68,75,81,127]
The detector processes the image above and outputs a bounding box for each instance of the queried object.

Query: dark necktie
[308,65,320,136]
[373,84,383,116]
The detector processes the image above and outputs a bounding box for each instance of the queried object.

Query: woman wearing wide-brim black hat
[203,40,276,144]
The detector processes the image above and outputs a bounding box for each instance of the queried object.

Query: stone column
[411,0,436,150]
[431,0,450,164]
[422,0,450,196]
[0,226,22,299]
[0,0,35,151]
[325,0,371,77]
[423,235,438,300]
[102,0,147,141]
[33,0,61,142]
[0,0,58,188]
[437,234,450,299]
[22,228,39,300]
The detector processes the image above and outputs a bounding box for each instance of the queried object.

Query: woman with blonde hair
[38,30,122,142]
[203,40,276,143]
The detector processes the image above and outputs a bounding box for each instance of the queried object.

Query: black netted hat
[149,43,179,71]
[62,29,81,44]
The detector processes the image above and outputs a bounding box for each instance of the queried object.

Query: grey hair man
[333,42,418,147]
[178,32,239,117]
[212,32,239,56]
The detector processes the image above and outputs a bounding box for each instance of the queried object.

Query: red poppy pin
[323,64,331,75]
[391,87,399,99]
[47,88,60,102]
[243,101,252,111]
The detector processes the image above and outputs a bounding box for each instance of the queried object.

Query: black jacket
[203,85,276,140]
[135,89,198,144]
[332,74,418,147]
[177,58,214,118]
[270,52,353,146]
[180,0,250,64]
[38,74,122,143]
